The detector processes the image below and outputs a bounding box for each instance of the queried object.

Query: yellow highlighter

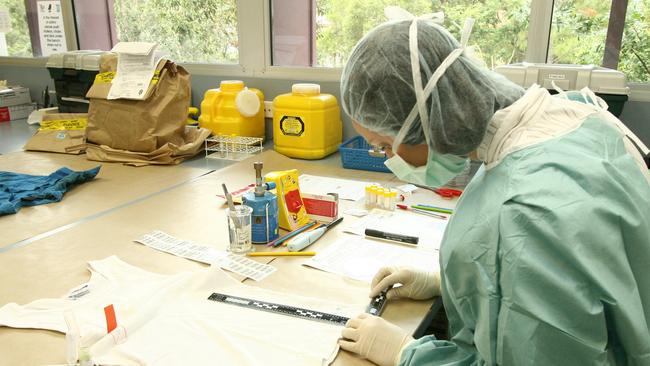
[247,251,316,257]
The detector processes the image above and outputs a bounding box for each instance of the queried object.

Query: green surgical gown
[399,116,650,365]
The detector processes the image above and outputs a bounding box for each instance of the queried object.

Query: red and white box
[302,193,338,223]
[0,103,37,122]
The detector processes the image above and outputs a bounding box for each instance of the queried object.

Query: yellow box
[199,80,265,138]
[265,169,310,231]
[273,83,342,159]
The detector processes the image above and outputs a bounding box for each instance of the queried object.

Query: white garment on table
[0,256,364,365]
[0,255,193,345]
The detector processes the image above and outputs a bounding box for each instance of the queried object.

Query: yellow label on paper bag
[94,70,160,85]
[39,118,88,131]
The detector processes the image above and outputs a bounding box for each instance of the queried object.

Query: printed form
[304,237,439,283]
[344,209,448,252]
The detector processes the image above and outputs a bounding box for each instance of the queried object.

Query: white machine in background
[495,63,629,117]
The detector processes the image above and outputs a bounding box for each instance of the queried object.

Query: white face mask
[383,10,474,187]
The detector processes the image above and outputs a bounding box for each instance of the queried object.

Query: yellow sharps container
[199,80,265,138]
[273,83,342,159]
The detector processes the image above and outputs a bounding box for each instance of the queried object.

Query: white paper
[299,174,371,201]
[135,231,276,281]
[0,9,11,33]
[107,42,157,100]
[37,1,67,56]
[0,33,7,57]
[304,237,439,283]
[395,183,418,193]
[344,209,448,252]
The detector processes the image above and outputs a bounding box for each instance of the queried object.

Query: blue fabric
[0,166,101,215]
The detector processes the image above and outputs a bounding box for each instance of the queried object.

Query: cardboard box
[0,103,36,122]
[0,87,31,108]
[302,193,339,223]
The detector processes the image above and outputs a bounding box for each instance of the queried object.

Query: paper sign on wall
[0,8,12,33]
[0,33,8,57]
[37,0,67,56]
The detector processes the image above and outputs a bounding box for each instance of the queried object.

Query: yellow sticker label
[93,70,160,85]
[280,116,304,136]
[39,118,88,131]
[94,71,116,83]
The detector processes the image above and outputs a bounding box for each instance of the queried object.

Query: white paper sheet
[37,1,67,56]
[299,174,371,201]
[0,9,11,33]
[303,237,439,283]
[107,42,157,100]
[135,231,276,281]
[344,209,448,252]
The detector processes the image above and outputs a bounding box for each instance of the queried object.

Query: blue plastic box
[339,136,391,173]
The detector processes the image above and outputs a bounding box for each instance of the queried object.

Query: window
[74,0,238,64]
[549,0,649,82]
[271,0,531,69]
[0,0,71,57]
[0,0,32,57]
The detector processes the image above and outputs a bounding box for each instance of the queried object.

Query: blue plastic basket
[339,136,391,173]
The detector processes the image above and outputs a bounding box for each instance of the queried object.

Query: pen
[411,204,453,215]
[247,251,316,257]
[288,217,344,252]
[283,223,323,246]
[365,228,419,245]
[267,221,317,247]
[396,204,447,220]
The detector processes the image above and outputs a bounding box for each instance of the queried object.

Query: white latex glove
[339,313,414,366]
[369,266,441,300]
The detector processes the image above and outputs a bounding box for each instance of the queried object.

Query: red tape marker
[104,304,117,333]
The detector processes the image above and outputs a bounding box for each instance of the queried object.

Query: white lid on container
[292,83,320,95]
[46,50,106,71]
[235,88,261,117]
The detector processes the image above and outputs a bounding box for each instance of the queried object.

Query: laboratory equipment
[226,205,253,253]
[199,80,265,138]
[265,169,309,231]
[495,63,629,116]
[204,135,264,161]
[273,83,342,159]
[242,162,279,244]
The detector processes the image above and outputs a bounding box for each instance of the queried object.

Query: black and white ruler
[207,292,350,326]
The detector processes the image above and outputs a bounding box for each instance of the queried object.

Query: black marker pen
[364,228,419,245]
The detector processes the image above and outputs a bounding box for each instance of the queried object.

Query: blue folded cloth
[0,166,101,215]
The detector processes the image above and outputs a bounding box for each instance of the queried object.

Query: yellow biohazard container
[199,80,265,138]
[273,83,342,159]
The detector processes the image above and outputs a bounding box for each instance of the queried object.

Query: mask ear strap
[393,17,474,153]
[409,19,430,142]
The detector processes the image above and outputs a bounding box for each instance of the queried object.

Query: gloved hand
[339,313,414,366]
[369,266,441,300]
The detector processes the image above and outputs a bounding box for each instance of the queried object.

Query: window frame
[0,0,647,101]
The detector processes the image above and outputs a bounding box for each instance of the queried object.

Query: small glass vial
[388,190,397,211]
[376,188,385,209]
[370,186,379,207]
[365,185,373,206]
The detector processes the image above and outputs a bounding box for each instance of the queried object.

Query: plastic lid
[46,51,104,71]
[220,80,245,92]
[389,191,398,197]
[292,83,320,95]
[235,88,261,117]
